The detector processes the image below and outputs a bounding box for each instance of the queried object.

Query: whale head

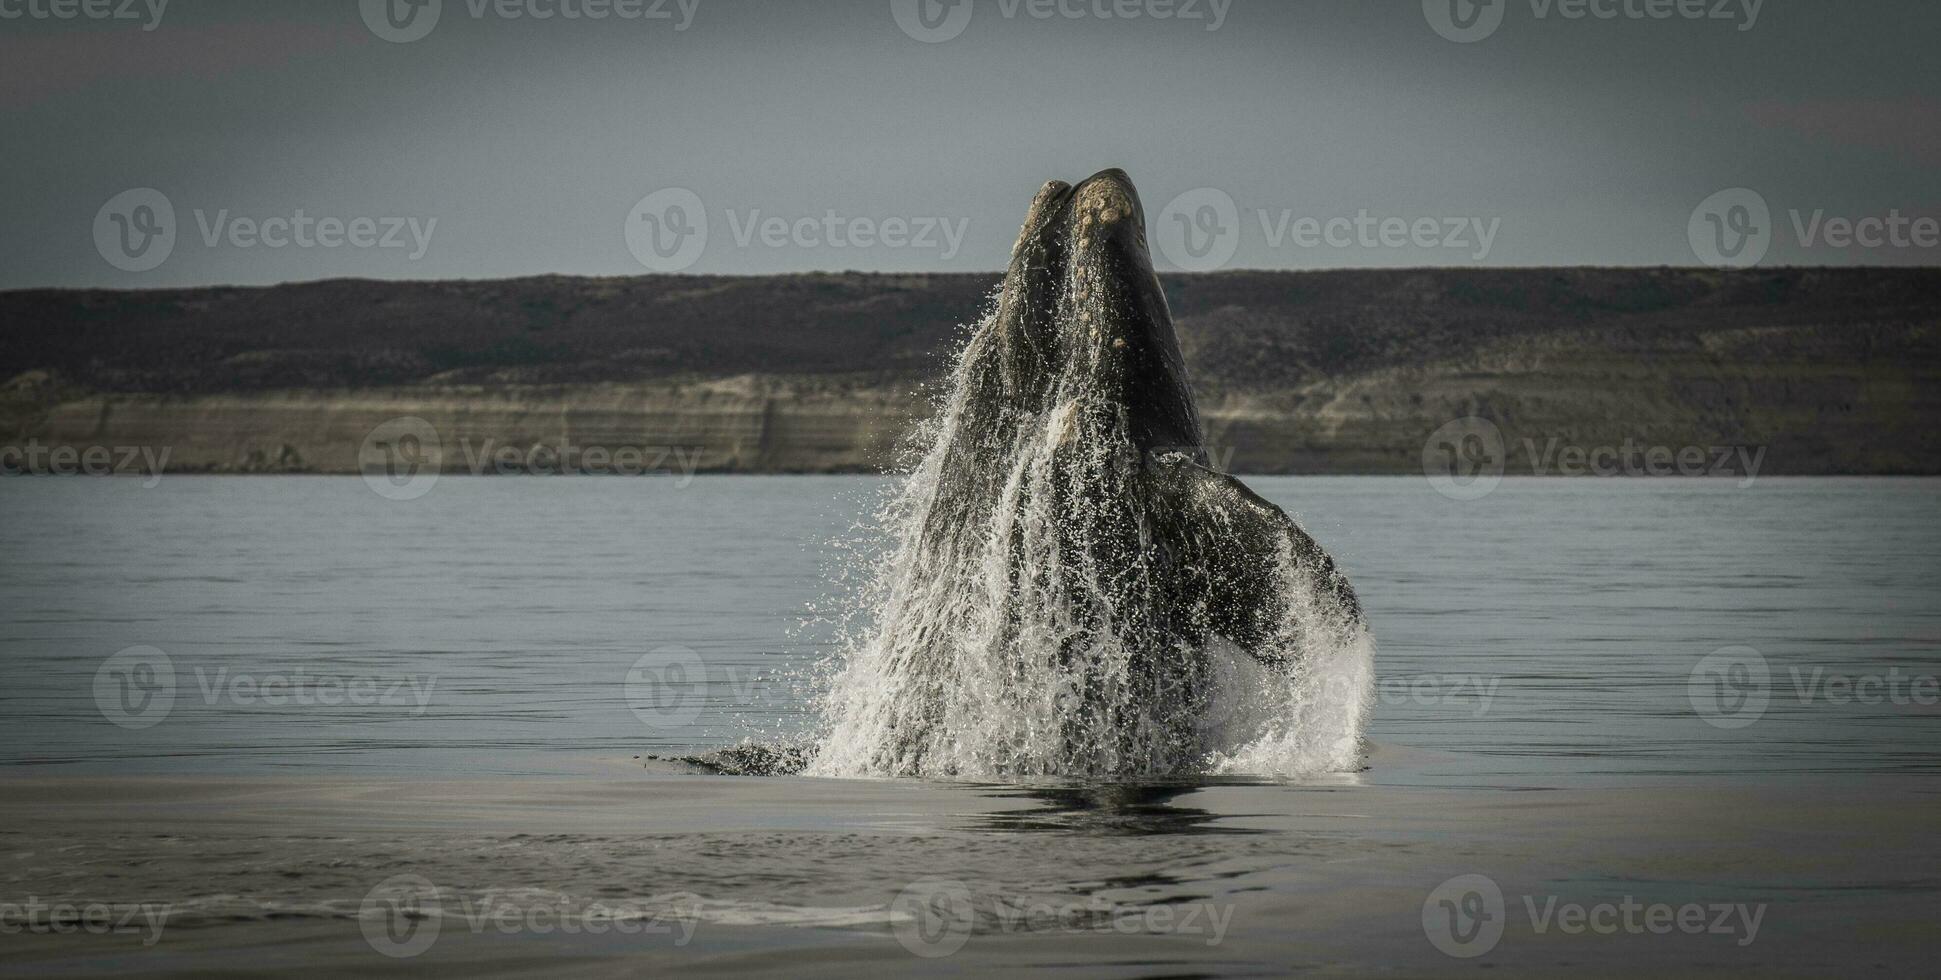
[995,168,1205,463]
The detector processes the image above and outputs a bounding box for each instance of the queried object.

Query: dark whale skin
[738,171,1371,779]
[934,168,1361,665]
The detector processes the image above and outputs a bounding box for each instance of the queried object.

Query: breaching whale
[805,169,1373,779]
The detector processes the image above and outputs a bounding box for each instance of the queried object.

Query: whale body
[810,170,1372,779]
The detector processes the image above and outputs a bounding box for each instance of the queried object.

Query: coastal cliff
[3,268,1936,474]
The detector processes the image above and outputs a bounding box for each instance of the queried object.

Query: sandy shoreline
[1,767,1934,977]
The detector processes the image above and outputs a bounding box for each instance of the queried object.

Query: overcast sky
[2,0,1937,288]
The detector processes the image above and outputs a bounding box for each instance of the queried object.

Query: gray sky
[3,0,1937,287]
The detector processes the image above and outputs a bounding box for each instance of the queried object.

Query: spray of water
[805,283,1373,781]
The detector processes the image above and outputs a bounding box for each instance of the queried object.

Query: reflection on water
[972,782,1275,836]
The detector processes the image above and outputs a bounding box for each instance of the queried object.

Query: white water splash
[808,284,1372,781]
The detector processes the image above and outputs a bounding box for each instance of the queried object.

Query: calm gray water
[2,476,1937,786]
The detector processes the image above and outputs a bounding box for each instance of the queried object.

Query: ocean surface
[2,475,1938,976]
[2,475,1936,785]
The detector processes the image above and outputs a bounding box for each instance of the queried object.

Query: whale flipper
[1152,458,1362,671]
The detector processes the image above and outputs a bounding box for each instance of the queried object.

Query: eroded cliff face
[1199,327,1938,475]
[4,375,926,475]
[6,327,1932,476]
[3,269,1936,476]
